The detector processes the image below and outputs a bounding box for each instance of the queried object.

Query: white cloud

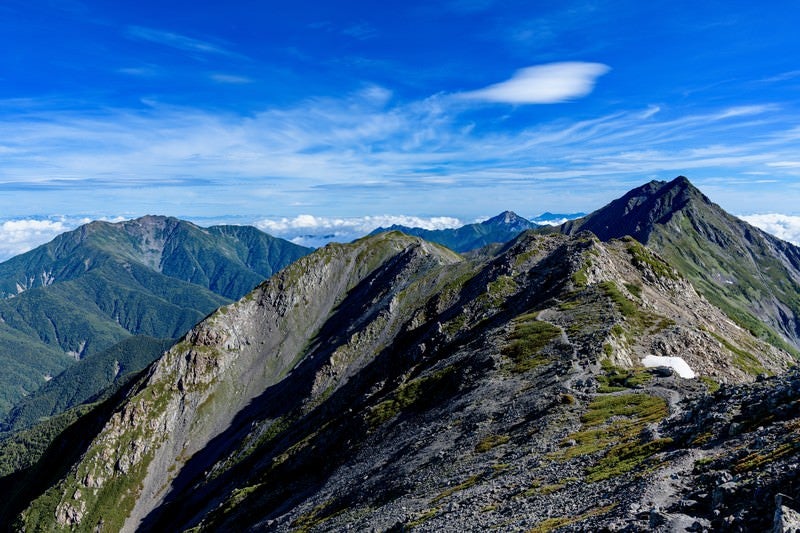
[459,62,611,104]
[255,215,463,248]
[0,216,132,261]
[767,161,800,168]
[0,219,72,261]
[739,214,800,245]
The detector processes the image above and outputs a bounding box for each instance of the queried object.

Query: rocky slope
[561,176,800,353]
[10,227,797,531]
[0,216,310,417]
[372,210,538,252]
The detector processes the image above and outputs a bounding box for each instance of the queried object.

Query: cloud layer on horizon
[0,219,73,261]
[740,214,800,245]
[2,211,800,263]
[255,214,464,247]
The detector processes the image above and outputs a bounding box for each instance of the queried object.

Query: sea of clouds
[739,214,800,245]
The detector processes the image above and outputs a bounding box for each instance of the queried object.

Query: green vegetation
[0,217,311,420]
[431,474,481,504]
[596,360,652,392]
[477,275,518,308]
[707,330,767,376]
[579,393,667,427]
[599,281,638,317]
[556,393,670,482]
[408,507,441,529]
[625,240,678,280]
[650,212,800,359]
[502,313,561,373]
[474,434,511,453]
[699,376,720,393]
[527,503,617,532]
[624,282,642,299]
[3,336,173,432]
[572,267,589,287]
[733,441,799,474]
[599,280,674,341]
[291,500,347,533]
[0,403,94,477]
[367,367,457,428]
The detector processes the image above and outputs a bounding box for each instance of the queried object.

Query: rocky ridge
[561,176,800,352]
[14,228,797,531]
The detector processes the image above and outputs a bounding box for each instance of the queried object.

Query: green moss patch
[366,366,457,428]
[502,313,561,373]
[596,360,652,393]
[474,434,511,453]
[556,393,670,483]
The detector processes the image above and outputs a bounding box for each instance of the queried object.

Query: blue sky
[2,0,800,255]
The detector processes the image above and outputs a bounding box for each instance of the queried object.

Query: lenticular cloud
[460,62,611,104]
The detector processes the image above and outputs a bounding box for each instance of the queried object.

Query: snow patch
[642,355,696,379]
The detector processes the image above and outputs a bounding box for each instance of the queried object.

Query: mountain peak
[482,211,536,232]
[562,175,800,350]
[561,176,710,242]
[485,210,521,224]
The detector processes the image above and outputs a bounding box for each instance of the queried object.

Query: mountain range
[0,216,310,417]
[2,177,799,531]
[370,210,539,252]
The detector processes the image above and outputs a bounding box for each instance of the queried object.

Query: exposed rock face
[15,229,797,532]
[562,176,800,351]
[774,495,800,533]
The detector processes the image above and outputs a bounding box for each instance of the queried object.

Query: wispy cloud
[117,66,160,77]
[458,62,611,104]
[210,73,253,84]
[342,21,378,40]
[1,80,799,216]
[126,26,239,57]
[758,70,800,84]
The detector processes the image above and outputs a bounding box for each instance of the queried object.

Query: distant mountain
[0,216,311,416]
[530,211,586,225]
[371,210,538,252]
[561,176,800,352]
[7,226,795,531]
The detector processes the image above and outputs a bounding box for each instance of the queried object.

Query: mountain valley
[0,178,799,531]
